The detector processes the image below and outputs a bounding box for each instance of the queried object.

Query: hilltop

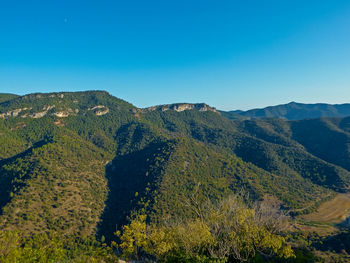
[0,93,19,103]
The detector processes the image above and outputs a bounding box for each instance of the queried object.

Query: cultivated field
[300,193,350,224]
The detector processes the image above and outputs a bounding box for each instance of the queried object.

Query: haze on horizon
[0,0,349,111]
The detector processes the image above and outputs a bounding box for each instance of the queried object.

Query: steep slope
[0,128,112,237]
[0,120,29,158]
[290,117,350,171]
[149,138,331,220]
[227,102,350,120]
[0,91,137,238]
[142,109,350,195]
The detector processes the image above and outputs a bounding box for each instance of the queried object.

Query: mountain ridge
[2,92,350,121]
[227,101,350,120]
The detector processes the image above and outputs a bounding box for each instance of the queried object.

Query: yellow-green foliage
[144,219,215,260]
[0,231,117,263]
[116,195,294,262]
[0,231,65,263]
[114,214,148,260]
[203,196,294,261]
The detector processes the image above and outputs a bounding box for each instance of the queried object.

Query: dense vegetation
[1,91,350,262]
[226,101,350,120]
[0,93,19,103]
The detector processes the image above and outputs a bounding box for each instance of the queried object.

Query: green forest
[1,91,350,262]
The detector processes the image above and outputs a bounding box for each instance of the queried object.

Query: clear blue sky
[0,0,349,110]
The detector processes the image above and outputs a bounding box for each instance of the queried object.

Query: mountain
[1,91,350,261]
[226,101,350,120]
[0,93,19,103]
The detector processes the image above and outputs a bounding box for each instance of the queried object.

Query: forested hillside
[1,91,350,262]
[0,93,19,103]
[227,101,350,120]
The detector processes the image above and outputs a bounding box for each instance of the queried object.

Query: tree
[115,214,148,260]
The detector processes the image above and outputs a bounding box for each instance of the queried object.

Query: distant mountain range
[225,102,350,120]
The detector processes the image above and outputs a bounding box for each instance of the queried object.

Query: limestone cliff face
[54,112,70,118]
[0,104,109,119]
[88,105,109,116]
[0,106,54,119]
[0,108,28,118]
[145,103,217,113]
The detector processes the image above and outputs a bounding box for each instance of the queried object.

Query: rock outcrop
[0,105,56,119]
[0,107,32,119]
[54,112,70,118]
[145,103,217,113]
[88,105,109,116]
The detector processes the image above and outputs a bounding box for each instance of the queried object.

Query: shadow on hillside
[313,230,350,255]
[0,139,51,214]
[96,141,169,243]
